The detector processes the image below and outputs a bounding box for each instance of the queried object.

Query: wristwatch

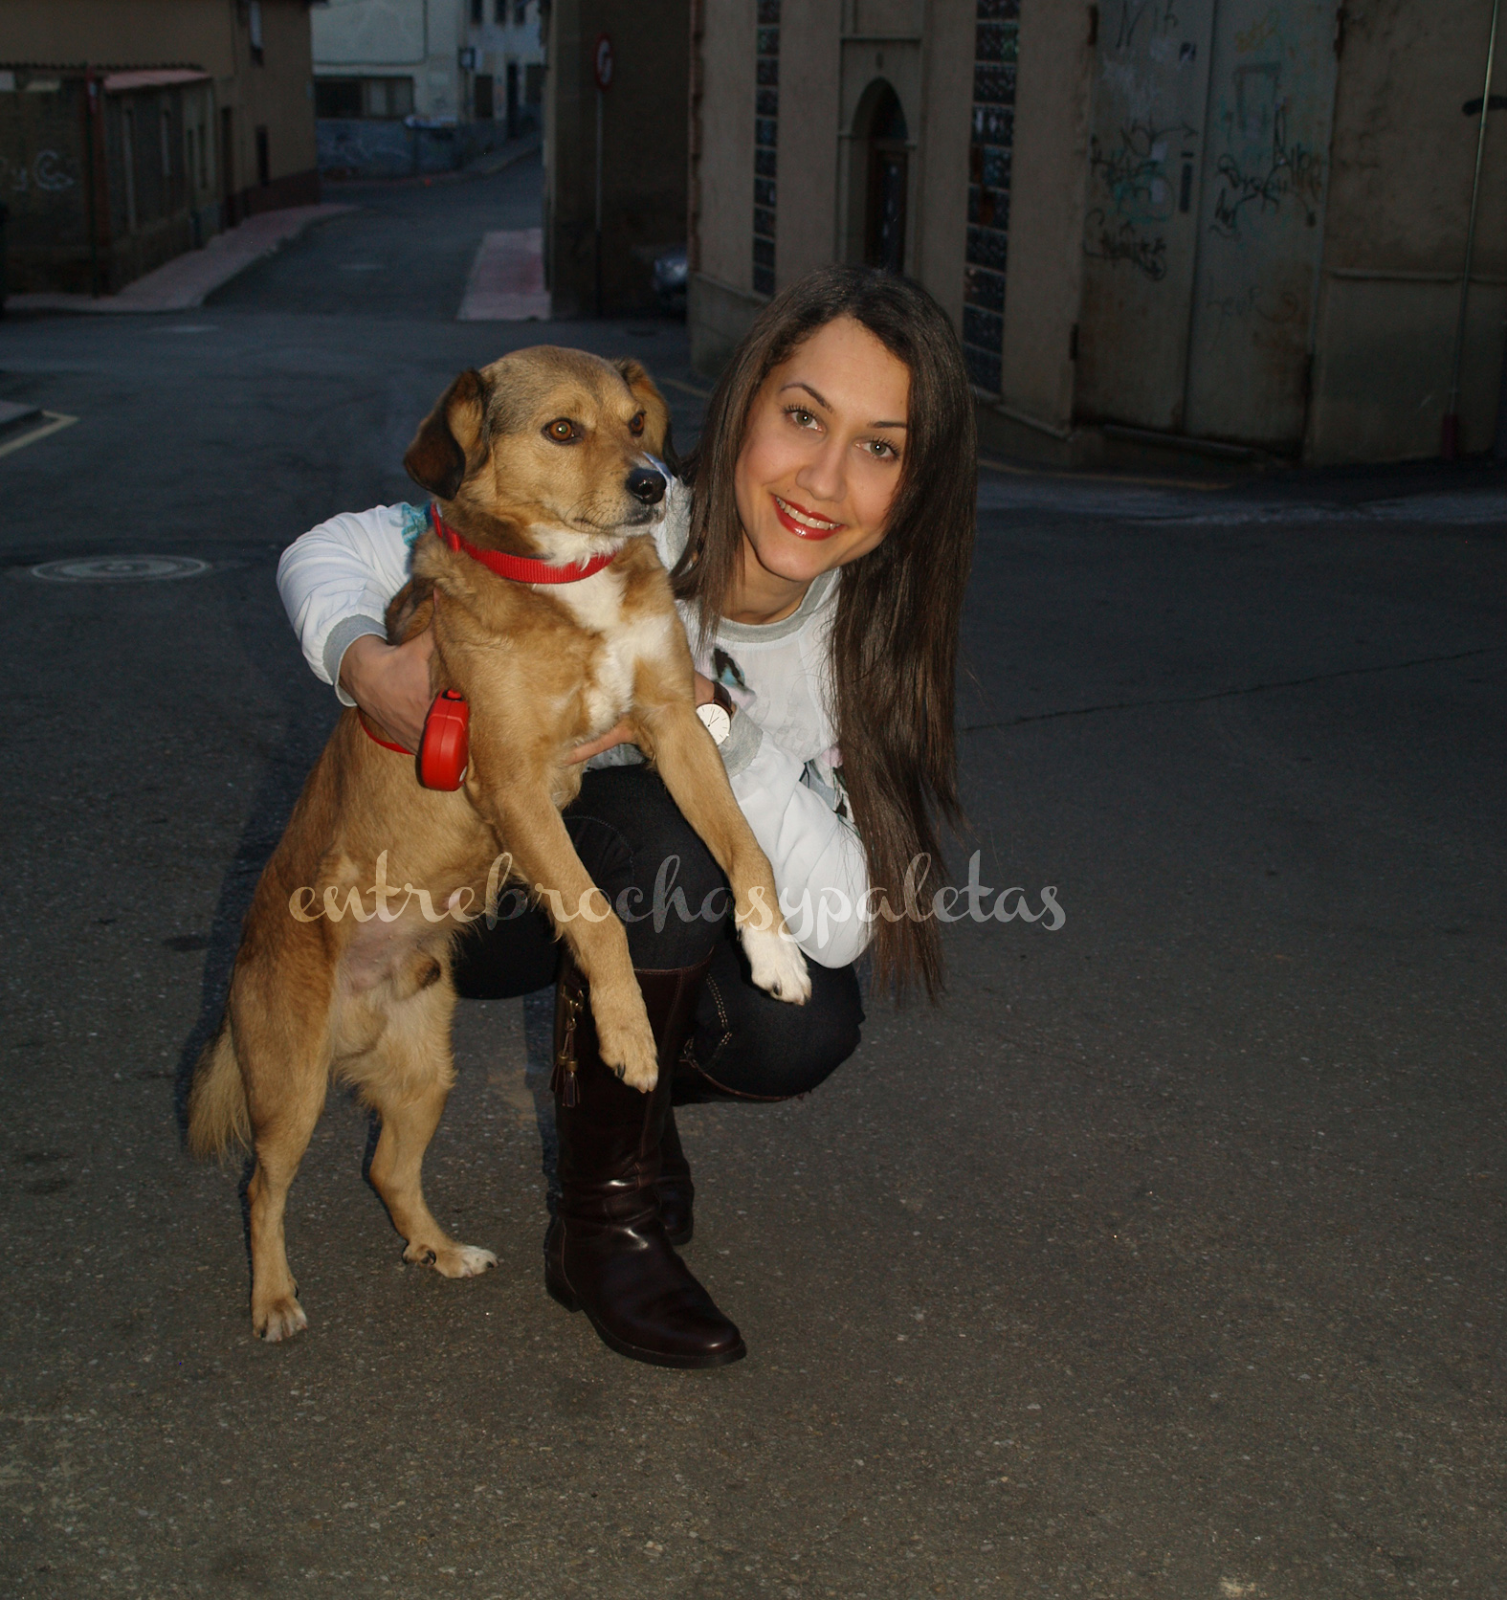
[696,681,735,745]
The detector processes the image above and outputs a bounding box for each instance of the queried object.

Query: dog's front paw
[739,922,811,1004]
[254,1293,309,1343]
[405,1240,498,1277]
[599,1017,660,1093]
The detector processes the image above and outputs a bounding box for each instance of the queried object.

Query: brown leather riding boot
[544,953,744,1369]
[657,1104,695,1248]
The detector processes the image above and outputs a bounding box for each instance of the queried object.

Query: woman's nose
[794,439,845,505]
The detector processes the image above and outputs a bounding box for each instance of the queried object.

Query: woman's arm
[276,504,416,694]
[277,504,434,748]
[720,722,873,969]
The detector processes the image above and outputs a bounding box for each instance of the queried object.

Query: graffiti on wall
[1085,0,1204,283]
[7,150,78,193]
[1085,115,1198,279]
[1205,21,1324,240]
[1115,0,1183,52]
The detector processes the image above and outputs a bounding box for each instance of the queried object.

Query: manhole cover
[29,555,212,583]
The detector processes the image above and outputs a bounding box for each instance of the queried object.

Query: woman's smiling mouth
[771,493,843,540]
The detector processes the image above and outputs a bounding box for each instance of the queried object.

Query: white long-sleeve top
[275,480,872,966]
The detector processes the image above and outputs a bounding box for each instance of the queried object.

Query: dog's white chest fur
[551,566,671,734]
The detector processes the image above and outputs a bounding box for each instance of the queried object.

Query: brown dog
[188,347,809,1341]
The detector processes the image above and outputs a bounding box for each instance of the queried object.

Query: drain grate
[29,555,212,583]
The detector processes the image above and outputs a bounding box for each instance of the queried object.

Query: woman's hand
[566,717,634,764]
[339,631,435,753]
[564,675,721,766]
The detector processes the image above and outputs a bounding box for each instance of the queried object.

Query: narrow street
[1,158,1504,1598]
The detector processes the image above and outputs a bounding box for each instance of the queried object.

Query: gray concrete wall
[1307,0,1507,461]
[912,0,972,334]
[998,0,1093,433]
[696,0,754,295]
[775,0,841,284]
[688,0,758,372]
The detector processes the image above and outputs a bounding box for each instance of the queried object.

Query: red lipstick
[771,493,844,541]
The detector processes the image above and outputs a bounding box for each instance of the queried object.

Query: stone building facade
[688,0,1507,464]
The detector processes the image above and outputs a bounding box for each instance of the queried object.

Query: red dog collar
[359,504,607,788]
[430,503,615,584]
[358,711,409,756]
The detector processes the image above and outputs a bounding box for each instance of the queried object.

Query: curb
[7,203,357,317]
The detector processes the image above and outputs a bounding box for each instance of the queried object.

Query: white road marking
[0,411,77,460]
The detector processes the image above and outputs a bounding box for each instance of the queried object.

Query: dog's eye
[544,418,577,443]
[628,412,645,436]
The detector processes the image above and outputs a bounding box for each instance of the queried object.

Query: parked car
[652,245,687,316]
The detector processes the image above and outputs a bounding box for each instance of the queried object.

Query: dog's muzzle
[625,467,667,506]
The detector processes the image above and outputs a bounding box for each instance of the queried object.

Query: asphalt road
[1,156,1504,1599]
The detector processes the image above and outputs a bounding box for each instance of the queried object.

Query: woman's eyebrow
[780,380,831,409]
[780,380,907,429]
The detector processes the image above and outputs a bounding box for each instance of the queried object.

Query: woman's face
[733,315,910,591]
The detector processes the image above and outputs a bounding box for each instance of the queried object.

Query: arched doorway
[862,81,909,274]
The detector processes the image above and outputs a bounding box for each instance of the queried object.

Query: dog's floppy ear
[615,358,674,462]
[404,368,489,500]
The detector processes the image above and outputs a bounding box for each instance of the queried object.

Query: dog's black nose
[626,467,666,506]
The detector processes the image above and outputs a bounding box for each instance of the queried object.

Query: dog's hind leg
[230,956,336,1343]
[356,964,497,1280]
[243,1047,329,1343]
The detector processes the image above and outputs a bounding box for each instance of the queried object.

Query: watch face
[697,702,732,745]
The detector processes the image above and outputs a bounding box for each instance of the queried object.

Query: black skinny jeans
[451,765,864,1102]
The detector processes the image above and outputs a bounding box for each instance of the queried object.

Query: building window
[514,0,528,23]
[314,77,415,119]
[249,0,265,65]
[752,0,779,297]
[160,108,173,178]
[471,0,484,22]
[962,0,1018,395]
[256,125,270,187]
[495,0,507,19]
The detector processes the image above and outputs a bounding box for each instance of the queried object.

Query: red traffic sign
[593,33,614,91]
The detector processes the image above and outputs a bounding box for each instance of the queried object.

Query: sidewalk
[457,226,550,321]
[6,203,354,315]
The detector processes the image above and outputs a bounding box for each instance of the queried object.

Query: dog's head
[403,347,674,559]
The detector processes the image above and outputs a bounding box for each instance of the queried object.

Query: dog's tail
[186,1017,251,1160]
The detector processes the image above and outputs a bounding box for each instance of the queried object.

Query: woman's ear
[614,358,674,461]
[404,369,489,499]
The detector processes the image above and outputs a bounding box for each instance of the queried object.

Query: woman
[277,265,977,1368]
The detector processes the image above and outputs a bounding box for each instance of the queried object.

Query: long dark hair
[674,265,976,999]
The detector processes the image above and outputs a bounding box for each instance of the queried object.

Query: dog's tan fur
[188,346,808,1342]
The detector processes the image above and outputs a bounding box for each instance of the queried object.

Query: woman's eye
[545,419,576,442]
[866,439,898,459]
[629,412,645,436]
[786,406,818,428]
